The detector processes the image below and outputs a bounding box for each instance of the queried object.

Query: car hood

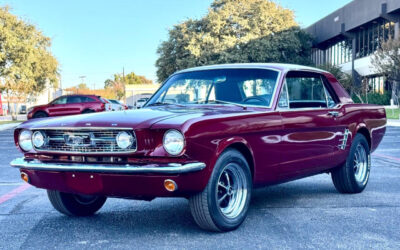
[30,104,48,110]
[17,106,255,130]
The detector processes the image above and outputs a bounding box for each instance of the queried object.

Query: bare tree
[371,38,400,106]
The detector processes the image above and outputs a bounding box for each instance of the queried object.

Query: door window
[278,81,289,109]
[284,72,335,109]
[51,97,67,105]
[83,97,96,102]
[67,96,83,103]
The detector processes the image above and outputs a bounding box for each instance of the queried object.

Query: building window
[311,39,352,66]
[311,19,397,66]
[355,19,395,59]
[367,75,385,94]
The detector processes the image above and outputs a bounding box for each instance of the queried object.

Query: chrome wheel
[217,163,248,219]
[353,144,368,183]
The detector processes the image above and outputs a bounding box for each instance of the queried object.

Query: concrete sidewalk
[0,115,27,121]
[387,119,400,127]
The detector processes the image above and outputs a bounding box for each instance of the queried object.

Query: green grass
[0,120,23,125]
[386,108,400,119]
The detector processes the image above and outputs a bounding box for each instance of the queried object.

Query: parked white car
[135,98,149,109]
[108,99,125,111]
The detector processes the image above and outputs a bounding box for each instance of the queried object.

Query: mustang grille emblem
[64,133,93,147]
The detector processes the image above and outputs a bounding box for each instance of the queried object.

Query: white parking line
[0,183,24,186]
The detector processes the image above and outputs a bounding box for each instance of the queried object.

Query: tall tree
[0,6,59,118]
[104,72,153,100]
[371,38,400,106]
[156,0,312,82]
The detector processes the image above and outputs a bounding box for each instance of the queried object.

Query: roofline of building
[306,0,400,46]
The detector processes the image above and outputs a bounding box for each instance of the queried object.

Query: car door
[66,96,84,115]
[276,71,344,178]
[48,96,69,116]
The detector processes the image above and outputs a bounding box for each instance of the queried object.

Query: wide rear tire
[189,149,252,232]
[47,190,107,216]
[331,133,371,194]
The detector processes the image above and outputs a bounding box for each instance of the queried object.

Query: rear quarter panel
[340,104,386,153]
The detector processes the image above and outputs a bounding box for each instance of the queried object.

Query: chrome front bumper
[10,157,206,174]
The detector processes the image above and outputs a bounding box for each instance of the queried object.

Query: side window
[278,81,289,109]
[83,97,96,103]
[67,96,83,104]
[322,82,336,108]
[52,97,67,105]
[286,74,328,109]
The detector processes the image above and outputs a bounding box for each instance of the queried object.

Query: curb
[0,123,21,131]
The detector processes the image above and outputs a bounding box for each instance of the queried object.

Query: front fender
[209,136,255,177]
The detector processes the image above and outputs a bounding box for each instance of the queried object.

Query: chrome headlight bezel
[18,129,33,152]
[116,131,133,149]
[163,129,185,156]
[32,131,46,148]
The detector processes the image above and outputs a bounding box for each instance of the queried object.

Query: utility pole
[79,76,86,84]
[78,76,86,94]
[123,67,126,103]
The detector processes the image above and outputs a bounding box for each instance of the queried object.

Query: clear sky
[1,0,352,88]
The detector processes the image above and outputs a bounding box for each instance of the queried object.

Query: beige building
[125,84,159,106]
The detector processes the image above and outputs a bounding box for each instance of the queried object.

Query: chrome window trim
[275,70,342,113]
[275,104,342,113]
[147,67,282,109]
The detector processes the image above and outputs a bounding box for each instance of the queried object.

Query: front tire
[189,149,252,232]
[82,109,95,114]
[33,111,48,119]
[47,190,107,216]
[331,133,371,194]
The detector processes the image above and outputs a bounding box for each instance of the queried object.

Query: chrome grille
[32,128,137,154]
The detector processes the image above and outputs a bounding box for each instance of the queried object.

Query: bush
[352,92,391,105]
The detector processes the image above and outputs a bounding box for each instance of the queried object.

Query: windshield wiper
[147,102,186,107]
[210,100,247,109]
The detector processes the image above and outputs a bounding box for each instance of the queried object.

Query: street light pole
[79,76,86,94]
[123,67,126,103]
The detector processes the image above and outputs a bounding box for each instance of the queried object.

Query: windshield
[147,68,280,108]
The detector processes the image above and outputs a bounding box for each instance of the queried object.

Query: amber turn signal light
[164,179,177,192]
[21,172,29,183]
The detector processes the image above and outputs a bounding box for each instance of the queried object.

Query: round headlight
[163,130,184,156]
[116,131,133,149]
[32,131,46,148]
[18,130,33,151]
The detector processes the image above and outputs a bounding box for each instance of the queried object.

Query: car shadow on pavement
[250,179,339,209]
[21,179,340,244]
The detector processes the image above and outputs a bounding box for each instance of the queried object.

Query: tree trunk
[12,103,18,121]
[7,100,10,117]
[392,81,398,106]
[355,93,364,104]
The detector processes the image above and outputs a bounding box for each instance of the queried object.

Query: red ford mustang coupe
[11,64,386,231]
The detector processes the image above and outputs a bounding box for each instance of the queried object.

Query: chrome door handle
[328,111,339,117]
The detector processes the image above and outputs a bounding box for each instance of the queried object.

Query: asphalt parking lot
[0,127,399,249]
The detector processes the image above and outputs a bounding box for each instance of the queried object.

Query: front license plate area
[65,172,103,194]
